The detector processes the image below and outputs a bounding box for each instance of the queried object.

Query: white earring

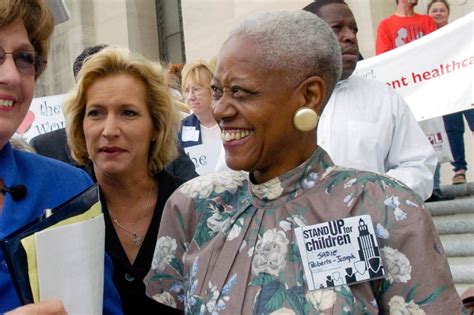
[293,107,319,132]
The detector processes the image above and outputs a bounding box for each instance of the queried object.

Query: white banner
[16,94,66,142]
[184,143,222,176]
[354,12,473,122]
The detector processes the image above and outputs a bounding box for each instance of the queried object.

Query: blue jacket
[178,114,202,148]
[0,143,122,314]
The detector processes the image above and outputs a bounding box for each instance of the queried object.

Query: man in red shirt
[376,0,437,55]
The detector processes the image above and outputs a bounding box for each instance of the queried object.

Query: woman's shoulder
[172,170,247,200]
[322,166,427,224]
[13,149,92,187]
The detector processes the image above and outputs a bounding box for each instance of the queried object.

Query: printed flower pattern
[203,274,236,314]
[381,246,412,283]
[384,196,407,221]
[151,236,177,272]
[251,177,284,200]
[227,218,244,241]
[251,229,289,276]
[302,172,319,190]
[306,289,337,311]
[388,295,425,315]
[152,291,176,308]
[145,149,457,314]
[375,223,390,239]
[206,211,230,234]
[270,307,296,315]
[180,171,246,199]
[279,215,307,231]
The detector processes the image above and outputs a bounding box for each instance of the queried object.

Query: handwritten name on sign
[295,215,384,291]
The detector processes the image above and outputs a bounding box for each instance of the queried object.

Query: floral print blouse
[144,148,463,314]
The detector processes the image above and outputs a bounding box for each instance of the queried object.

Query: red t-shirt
[376,14,437,55]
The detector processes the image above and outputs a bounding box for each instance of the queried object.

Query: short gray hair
[227,10,342,93]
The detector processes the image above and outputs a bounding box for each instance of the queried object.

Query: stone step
[440,234,474,257]
[432,213,474,235]
[448,256,474,283]
[455,283,474,298]
[441,182,474,197]
[426,196,474,216]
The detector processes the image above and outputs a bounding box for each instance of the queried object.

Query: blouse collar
[248,147,335,208]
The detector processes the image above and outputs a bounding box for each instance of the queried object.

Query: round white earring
[293,107,319,132]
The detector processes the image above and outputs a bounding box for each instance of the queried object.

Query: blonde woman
[64,47,183,314]
[179,60,225,174]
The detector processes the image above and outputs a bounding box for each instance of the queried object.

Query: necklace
[108,181,154,247]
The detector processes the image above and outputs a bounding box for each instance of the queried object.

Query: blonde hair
[0,0,54,78]
[181,60,214,92]
[63,47,180,175]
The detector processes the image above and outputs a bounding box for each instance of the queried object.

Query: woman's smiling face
[211,35,317,183]
[0,18,36,149]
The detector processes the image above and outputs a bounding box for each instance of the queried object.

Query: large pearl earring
[293,107,319,132]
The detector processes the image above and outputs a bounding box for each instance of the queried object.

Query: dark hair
[72,44,108,78]
[302,0,347,16]
[427,0,450,13]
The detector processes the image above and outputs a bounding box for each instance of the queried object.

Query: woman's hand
[5,299,67,315]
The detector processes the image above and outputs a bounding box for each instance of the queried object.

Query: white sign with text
[295,215,384,291]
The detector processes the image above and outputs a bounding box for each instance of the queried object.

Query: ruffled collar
[248,147,335,208]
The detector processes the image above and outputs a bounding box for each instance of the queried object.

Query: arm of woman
[366,180,463,313]
[144,188,197,312]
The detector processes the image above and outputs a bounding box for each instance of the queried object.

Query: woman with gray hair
[144,10,460,314]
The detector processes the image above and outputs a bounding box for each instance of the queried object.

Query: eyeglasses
[0,47,46,76]
[184,86,208,97]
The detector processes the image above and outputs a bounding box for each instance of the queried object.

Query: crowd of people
[0,0,471,314]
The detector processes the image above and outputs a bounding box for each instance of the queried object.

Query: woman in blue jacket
[0,0,121,313]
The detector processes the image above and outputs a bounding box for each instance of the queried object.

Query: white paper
[181,126,200,142]
[184,143,222,175]
[35,214,105,315]
[294,215,384,291]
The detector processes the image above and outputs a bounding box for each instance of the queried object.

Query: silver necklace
[108,182,154,247]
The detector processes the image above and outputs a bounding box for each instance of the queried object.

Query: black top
[101,171,185,315]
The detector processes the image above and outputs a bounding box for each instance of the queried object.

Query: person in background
[0,0,122,313]
[63,47,183,314]
[427,0,474,185]
[178,60,224,174]
[166,63,189,114]
[376,0,437,55]
[144,10,461,313]
[376,0,448,201]
[179,60,219,147]
[167,63,190,115]
[304,0,437,201]
[30,45,198,181]
[421,0,455,201]
[427,0,449,27]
